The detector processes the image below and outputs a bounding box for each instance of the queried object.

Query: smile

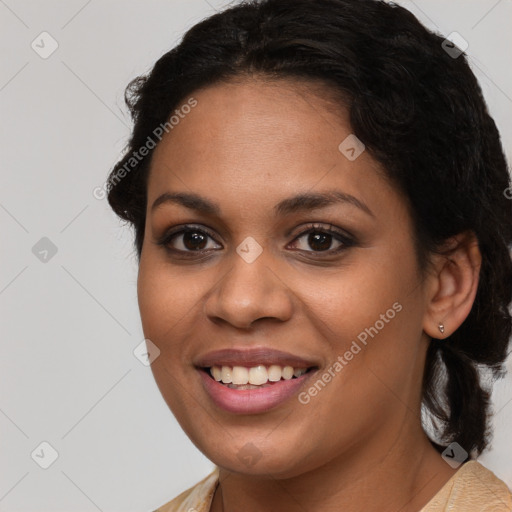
[208,364,310,388]
[197,364,318,414]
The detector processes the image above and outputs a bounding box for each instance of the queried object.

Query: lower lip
[198,369,315,414]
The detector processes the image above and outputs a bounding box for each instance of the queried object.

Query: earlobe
[423,231,482,339]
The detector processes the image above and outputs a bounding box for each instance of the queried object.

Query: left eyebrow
[274,190,374,218]
[151,190,374,218]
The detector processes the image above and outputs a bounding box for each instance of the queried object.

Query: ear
[422,231,482,339]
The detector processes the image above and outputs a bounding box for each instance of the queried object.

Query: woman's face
[138,78,433,477]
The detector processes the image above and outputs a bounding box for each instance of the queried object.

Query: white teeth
[232,366,249,385]
[282,366,294,380]
[209,364,310,386]
[268,365,282,382]
[221,366,232,383]
[294,367,307,378]
[248,365,268,385]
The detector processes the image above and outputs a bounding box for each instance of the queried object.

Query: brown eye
[289,224,354,254]
[180,230,209,251]
[291,231,342,252]
[157,225,222,254]
[309,232,336,251]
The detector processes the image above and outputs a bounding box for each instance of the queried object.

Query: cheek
[137,256,189,344]
[295,250,424,402]
[292,251,416,338]
[137,254,224,367]
[138,249,185,308]
[137,257,202,414]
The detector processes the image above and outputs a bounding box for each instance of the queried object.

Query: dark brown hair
[107,0,512,456]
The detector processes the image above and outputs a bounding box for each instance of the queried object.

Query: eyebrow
[151,190,374,218]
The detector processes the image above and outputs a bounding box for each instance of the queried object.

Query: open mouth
[200,365,318,390]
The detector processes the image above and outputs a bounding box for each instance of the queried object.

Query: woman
[106,0,512,510]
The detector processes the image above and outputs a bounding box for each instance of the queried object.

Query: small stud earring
[438,323,445,334]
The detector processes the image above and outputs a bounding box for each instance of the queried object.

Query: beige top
[153,461,512,512]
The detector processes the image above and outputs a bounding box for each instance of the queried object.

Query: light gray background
[1,1,511,511]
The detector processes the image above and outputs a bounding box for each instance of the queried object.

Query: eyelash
[155,222,355,258]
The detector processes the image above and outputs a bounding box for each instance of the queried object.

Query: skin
[137,78,482,512]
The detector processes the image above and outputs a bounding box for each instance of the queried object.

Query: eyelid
[155,221,356,258]
[289,222,353,241]
[156,223,222,247]
[288,222,355,252]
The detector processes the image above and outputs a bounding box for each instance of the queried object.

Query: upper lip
[194,347,319,369]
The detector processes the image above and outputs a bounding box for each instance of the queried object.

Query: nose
[203,248,294,330]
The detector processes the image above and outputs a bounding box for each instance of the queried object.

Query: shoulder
[152,467,219,512]
[421,460,512,512]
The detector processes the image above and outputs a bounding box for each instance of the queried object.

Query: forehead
[152,78,349,166]
[146,78,400,221]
